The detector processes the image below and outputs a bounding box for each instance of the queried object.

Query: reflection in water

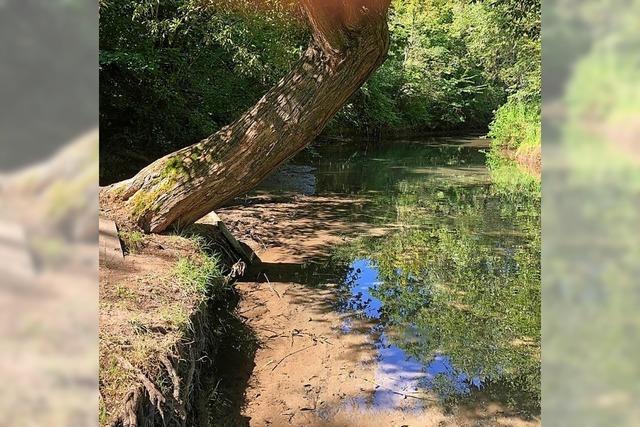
[341,259,484,408]
[258,138,540,415]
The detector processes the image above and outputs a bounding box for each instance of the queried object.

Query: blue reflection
[343,259,382,319]
[342,258,483,405]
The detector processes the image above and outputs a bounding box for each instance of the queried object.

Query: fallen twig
[358,376,436,402]
[263,273,281,299]
[271,343,318,372]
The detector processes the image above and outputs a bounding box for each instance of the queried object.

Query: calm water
[258,136,540,415]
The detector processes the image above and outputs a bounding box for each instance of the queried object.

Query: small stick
[271,343,317,372]
[358,376,436,402]
[263,273,281,299]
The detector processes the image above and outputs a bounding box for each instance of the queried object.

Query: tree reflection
[335,170,541,411]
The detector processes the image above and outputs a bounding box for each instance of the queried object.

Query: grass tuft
[119,230,145,253]
[174,252,223,294]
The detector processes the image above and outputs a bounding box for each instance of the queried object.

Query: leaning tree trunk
[103,0,391,233]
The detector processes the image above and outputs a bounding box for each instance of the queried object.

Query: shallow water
[254,136,541,415]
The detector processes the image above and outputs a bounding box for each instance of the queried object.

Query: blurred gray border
[0,0,97,171]
[543,0,640,425]
[0,0,98,425]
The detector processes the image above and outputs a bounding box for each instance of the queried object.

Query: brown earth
[216,196,541,427]
[99,229,239,427]
[502,146,541,179]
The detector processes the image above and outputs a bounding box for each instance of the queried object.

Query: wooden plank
[206,212,256,264]
[99,217,124,264]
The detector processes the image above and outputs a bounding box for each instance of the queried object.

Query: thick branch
[301,0,390,58]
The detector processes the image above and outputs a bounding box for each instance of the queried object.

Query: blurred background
[0,0,98,426]
[0,0,637,425]
[543,0,640,425]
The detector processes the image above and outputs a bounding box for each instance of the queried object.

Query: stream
[217,135,540,425]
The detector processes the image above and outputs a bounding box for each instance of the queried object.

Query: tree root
[160,355,187,427]
[116,356,166,425]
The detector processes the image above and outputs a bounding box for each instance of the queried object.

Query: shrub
[488,99,541,151]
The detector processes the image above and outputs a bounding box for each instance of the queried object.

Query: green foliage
[100,0,541,182]
[173,231,224,294]
[334,168,541,409]
[486,98,541,193]
[489,100,541,151]
[174,252,222,294]
[99,0,306,183]
[333,0,540,133]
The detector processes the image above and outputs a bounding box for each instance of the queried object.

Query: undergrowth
[487,98,541,194]
[174,232,225,295]
[174,253,223,294]
[488,99,541,152]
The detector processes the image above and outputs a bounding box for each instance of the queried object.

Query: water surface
[255,136,540,416]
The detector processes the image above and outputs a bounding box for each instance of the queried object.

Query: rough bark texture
[103,0,391,233]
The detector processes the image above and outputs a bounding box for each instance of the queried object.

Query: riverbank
[98,135,540,426]
[98,224,243,426]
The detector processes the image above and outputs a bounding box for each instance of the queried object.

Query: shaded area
[214,137,540,424]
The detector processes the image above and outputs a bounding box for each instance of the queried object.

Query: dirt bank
[99,227,243,427]
[216,196,540,427]
[502,146,541,179]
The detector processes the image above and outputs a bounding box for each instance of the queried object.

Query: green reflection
[333,156,541,412]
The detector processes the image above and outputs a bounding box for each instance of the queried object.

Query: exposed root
[116,356,166,424]
[160,354,187,426]
[119,388,141,427]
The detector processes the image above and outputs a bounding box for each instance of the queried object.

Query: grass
[488,99,541,153]
[99,354,134,423]
[115,285,135,300]
[99,229,229,426]
[118,230,145,253]
[157,304,191,331]
[174,253,223,294]
[173,232,224,294]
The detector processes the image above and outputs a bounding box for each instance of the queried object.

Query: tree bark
[103,0,391,233]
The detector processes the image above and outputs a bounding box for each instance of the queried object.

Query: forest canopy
[100,0,540,183]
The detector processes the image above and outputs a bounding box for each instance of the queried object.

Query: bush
[488,99,541,152]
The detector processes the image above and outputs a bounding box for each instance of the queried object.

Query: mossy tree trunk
[103,0,391,233]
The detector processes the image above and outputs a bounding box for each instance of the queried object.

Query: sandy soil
[217,197,540,427]
[99,231,225,426]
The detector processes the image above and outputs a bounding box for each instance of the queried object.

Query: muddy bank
[99,228,245,427]
[501,146,542,178]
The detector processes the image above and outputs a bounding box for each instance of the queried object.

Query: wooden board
[206,212,256,264]
[99,217,124,264]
